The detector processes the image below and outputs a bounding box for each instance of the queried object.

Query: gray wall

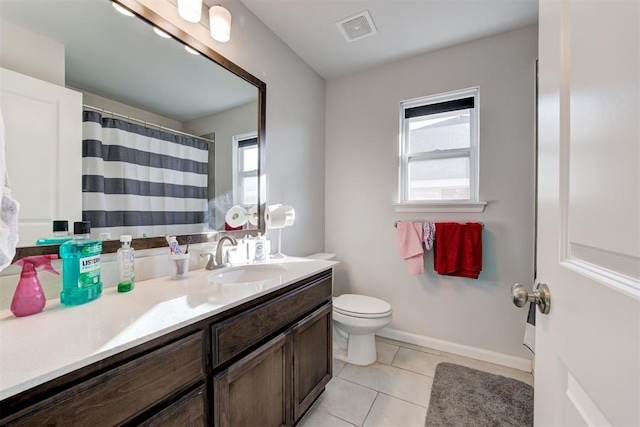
[137,0,326,256]
[0,19,65,86]
[325,25,538,359]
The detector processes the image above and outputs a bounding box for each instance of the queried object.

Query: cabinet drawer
[139,385,206,427]
[6,332,204,426]
[212,275,332,366]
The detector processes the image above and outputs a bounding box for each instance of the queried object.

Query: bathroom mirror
[0,0,266,258]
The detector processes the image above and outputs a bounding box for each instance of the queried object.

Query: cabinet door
[139,386,206,427]
[213,333,290,427]
[292,303,332,422]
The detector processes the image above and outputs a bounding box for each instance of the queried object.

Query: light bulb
[184,45,200,55]
[209,5,231,42]
[178,0,202,23]
[112,2,134,17]
[153,27,171,39]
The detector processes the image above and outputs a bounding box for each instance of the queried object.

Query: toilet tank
[306,253,337,260]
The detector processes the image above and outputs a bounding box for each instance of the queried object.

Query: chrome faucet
[201,236,238,270]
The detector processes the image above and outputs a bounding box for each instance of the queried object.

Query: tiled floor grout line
[379,341,534,383]
[388,347,400,366]
[329,409,361,427]
[338,363,433,381]
[309,407,359,427]
[321,376,431,425]
[335,375,386,394]
[360,391,380,427]
[376,390,430,410]
[334,372,432,408]
[388,361,439,378]
[370,360,436,379]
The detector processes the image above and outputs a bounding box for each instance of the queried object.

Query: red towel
[434,222,483,279]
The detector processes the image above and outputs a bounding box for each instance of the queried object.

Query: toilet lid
[333,294,392,316]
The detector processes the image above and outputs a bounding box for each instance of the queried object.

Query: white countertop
[0,257,336,400]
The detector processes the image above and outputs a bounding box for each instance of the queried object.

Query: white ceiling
[239,0,539,80]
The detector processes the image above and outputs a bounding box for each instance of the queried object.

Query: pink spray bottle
[10,255,59,317]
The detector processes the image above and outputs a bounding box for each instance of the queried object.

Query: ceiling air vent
[336,10,377,43]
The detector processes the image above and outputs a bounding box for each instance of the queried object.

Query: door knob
[511,283,551,315]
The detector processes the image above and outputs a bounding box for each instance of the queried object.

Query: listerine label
[82,243,102,256]
[78,254,101,288]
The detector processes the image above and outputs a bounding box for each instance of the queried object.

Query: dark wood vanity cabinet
[213,302,333,427]
[0,270,332,427]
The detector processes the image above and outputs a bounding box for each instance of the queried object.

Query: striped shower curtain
[82,110,209,239]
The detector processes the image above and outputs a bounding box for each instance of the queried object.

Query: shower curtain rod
[83,104,215,145]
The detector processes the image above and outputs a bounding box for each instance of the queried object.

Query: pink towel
[396,221,425,275]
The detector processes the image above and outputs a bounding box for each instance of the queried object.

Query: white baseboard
[377,327,532,373]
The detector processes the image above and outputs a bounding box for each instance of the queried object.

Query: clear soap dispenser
[253,233,266,263]
[117,235,135,293]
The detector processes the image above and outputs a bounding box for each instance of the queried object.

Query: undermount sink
[208,264,287,284]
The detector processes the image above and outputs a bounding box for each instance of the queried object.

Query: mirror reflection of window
[233,133,258,206]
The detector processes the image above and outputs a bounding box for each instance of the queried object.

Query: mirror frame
[12,0,267,262]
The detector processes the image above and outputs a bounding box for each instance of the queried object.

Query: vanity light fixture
[111,2,135,17]
[184,45,200,55]
[153,27,171,39]
[209,5,231,42]
[178,0,203,23]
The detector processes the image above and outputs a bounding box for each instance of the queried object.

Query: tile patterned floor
[297,337,534,427]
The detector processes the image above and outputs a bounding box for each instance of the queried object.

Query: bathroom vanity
[0,259,335,426]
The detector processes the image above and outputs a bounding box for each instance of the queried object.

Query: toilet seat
[333,294,392,319]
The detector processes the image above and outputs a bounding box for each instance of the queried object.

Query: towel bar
[394,220,484,229]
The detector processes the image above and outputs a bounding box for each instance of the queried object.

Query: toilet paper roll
[264,204,282,226]
[225,205,248,228]
[266,205,295,229]
[264,204,282,229]
[247,205,259,226]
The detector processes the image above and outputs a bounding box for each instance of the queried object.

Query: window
[397,87,485,212]
[232,133,258,205]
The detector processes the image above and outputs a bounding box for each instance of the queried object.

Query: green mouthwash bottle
[35,220,73,245]
[60,221,103,306]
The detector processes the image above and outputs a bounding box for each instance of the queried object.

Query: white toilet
[307,253,393,366]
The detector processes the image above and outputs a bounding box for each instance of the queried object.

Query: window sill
[393,201,487,213]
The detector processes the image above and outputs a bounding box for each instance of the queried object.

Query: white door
[0,67,82,246]
[536,0,639,425]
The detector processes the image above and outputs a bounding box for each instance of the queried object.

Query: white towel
[0,108,20,271]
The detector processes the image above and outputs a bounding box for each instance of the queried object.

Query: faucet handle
[200,252,215,270]
[224,247,237,264]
